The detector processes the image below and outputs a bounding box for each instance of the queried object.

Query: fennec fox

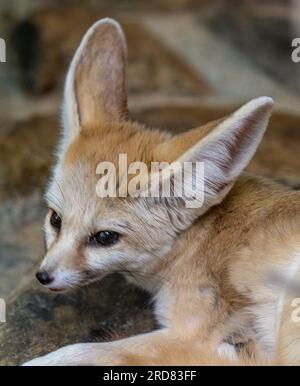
[25,19,300,365]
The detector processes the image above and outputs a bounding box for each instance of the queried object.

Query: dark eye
[50,210,62,230]
[89,231,119,247]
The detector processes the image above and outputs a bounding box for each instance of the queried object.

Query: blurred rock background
[1,0,300,365]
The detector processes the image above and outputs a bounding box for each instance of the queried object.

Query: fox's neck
[133,175,277,291]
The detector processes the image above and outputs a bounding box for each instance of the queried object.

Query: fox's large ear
[153,97,274,219]
[62,18,127,145]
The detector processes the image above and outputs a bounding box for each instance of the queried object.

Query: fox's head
[36,18,273,292]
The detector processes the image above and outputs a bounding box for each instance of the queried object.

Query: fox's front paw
[23,344,88,366]
[22,342,119,366]
[23,355,56,366]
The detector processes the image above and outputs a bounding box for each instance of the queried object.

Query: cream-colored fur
[24,18,300,366]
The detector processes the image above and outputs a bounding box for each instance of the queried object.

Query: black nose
[36,271,53,285]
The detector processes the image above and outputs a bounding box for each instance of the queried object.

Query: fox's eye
[50,210,62,230]
[89,231,119,247]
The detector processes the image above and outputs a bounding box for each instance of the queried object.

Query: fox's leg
[23,328,237,366]
[23,329,181,366]
[24,328,252,366]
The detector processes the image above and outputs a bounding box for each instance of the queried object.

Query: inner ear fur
[152,97,274,212]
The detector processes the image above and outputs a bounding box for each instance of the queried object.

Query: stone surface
[10,8,209,97]
[0,116,57,199]
[202,4,300,94]
[0,193,45,299]
[0,275,155,366]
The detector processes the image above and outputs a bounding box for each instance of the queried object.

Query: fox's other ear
[62,18,127,144]
[154,97,274,215]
